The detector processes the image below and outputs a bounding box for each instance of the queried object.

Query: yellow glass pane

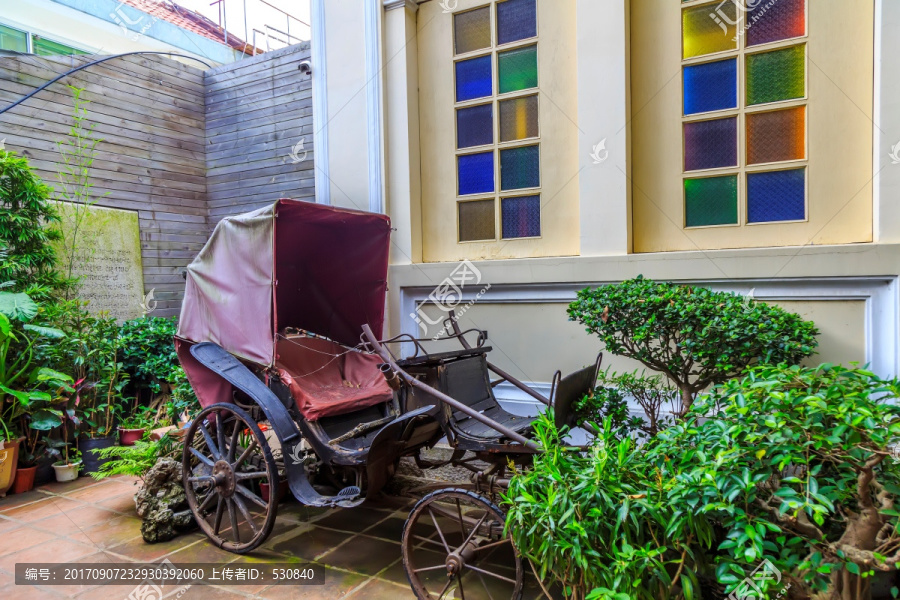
[455,7,491,55]
[499,95,538,142]
[683,1,737,59]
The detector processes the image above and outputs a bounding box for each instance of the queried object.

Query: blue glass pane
[456,55,492,102]
[500,145,540,190]
[683,58,737,115]
[458,152,495,196]
[497,0,537,45]
[747,168,805,223]
[457,104,493,149]
[502,195,541,238]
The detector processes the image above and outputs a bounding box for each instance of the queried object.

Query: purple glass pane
[684,117,738,171]
[747,0,805,47]
[501,195,540,238]
[457,104,493,149]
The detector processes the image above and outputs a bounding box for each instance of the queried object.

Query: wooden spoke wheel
[182,403,279,553]
[402,488,524,600]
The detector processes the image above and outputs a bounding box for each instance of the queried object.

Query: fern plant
[90,433,176,481]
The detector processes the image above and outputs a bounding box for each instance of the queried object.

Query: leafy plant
[118,316,179,394]
[504,413,711,600]
[90,433,177,481]
[0,150,65,296]
[119,406,154,430]
[576,368,677,438]
[567,276,819,414]
[655,364,900,600]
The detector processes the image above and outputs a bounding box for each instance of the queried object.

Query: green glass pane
[33,37,87,56]
[684,175,738,227]
[500,145,540,191]
[0,24,27,53]
[498,45,538,94]
[746,45,805,106]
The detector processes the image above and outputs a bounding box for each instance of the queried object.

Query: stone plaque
[54,203,145,322]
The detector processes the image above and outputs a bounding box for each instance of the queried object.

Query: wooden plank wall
[0,53,207,318]
[0,44,315,317]
[205,43,315,223]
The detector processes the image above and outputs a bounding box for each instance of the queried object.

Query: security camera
[298,61,312,75]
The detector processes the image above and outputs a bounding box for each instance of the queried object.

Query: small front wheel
[182,403,279,553]
[401,488,524,600]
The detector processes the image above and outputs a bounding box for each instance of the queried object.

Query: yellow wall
[416,0,580,262]
[630,0,874,252]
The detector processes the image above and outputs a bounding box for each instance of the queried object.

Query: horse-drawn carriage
[175,200,600,599]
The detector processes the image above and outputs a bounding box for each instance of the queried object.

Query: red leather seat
[275,336,393,421]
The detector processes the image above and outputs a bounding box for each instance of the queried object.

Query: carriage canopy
[176,200,392,367]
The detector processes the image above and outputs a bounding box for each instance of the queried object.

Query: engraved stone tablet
[54,203,145,321]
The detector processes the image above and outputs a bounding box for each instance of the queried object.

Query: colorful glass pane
[0,24,27,53]
[456,55,493,102]
[497,0,537,45]
[457,104,494,149]
[747,168,806,222]
[458,151,495,196]
[500,95,538,142]
[455,7,491,55]
[498,45,538,94]
[683,1,737,59]
[500,145,540,190]
[684,175,738,227]
[684,117,737,171]
[459,200,496,241]
[683,58,737,115]
[501,195,541,238]
[747,106,805,164]
[747,0,805,47]
[746,45,805,105]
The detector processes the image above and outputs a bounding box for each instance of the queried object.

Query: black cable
[0,51,214,116]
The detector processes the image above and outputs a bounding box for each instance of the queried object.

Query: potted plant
[118,405,154,446]
[51,446,81,482]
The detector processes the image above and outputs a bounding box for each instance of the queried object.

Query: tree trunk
[677,385,694,417]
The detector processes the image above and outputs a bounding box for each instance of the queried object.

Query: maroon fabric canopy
[177,200,391,367]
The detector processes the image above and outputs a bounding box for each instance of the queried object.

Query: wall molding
[310,0,331,205]
[365,0,385,213]
[383,0,418,13]
[399,276,900,383]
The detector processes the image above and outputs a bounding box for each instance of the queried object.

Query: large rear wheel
[402,488,524,600]
[182,403,279,553]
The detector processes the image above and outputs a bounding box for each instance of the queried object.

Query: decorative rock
[134,458,196,543]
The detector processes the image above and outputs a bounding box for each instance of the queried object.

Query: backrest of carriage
[174,199,401,430]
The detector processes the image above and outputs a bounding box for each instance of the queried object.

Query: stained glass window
[684,117,738,171]
[499,95,538,142]
[501,195,541,238]
[456,55,493,102]
[454,2,541,243]
[458,152,495,196]
[497,0,536,45]
[498,45,538,94]
[458,104,494,149]
[683,1,737,59]
[747,168,806,222]
[746,45,805,106]
[683,58,737,116]
[500,145,540,191]
[747,106,805,165]
[459,200,496,241]
[747,0,805,47]
[684,176,738,227]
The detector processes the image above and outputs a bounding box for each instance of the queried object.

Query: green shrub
[656,363,900,599]
[567,276,818,414]
[0,150,64,294]
[576,368,676,438]
[505,414,711,600]
[91,433,177,480]
[118,316,179,394]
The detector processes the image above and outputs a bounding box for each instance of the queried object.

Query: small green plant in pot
[118,406,154,446]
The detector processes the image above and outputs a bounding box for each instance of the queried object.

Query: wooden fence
[0,44,314,317]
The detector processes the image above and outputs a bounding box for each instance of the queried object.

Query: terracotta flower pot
[52,461,81,482]
[260,478,289,504]
[12,465,37,494]
[0,438,22,498]
[118,428,146,446]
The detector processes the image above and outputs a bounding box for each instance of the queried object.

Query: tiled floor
[0,476,549,599]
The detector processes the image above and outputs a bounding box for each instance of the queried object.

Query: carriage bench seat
[275,335,394,421]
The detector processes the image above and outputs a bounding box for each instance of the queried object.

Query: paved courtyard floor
[0,476,549,600]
